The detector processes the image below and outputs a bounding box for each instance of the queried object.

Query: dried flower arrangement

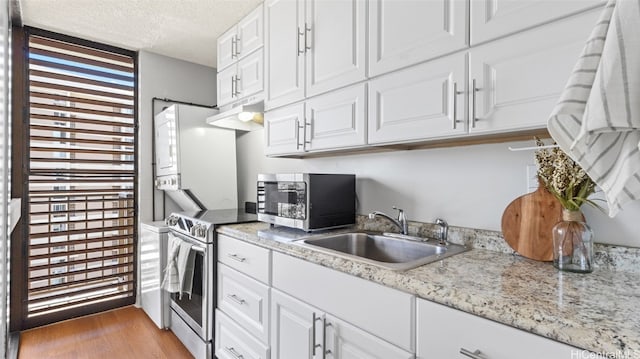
[533,137,599,211]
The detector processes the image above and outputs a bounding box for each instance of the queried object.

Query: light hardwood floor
[18,306,193,359]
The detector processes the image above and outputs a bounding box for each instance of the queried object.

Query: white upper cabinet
[369,52,466,145]
[217,3,264,71]
[266,0,367,110]
[304,83,367,152]
[236,49,264,100]
[468,9,600,134]
[237,5,265,59]
[216,4,264,107]
[216,50,264,108]
[264,102,306,156]
[217,65,237,108]
[369,0,468,77]
[265,0,306,110]
[217,28,238,72]
[470,0,605,45]
[305,0,366,97]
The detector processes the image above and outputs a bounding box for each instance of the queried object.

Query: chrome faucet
[368,206,408,235]
[435,218,448,245]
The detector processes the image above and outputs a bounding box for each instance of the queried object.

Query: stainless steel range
[164,209,257,359]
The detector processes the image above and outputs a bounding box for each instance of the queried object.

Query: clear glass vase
[552,209,593,273]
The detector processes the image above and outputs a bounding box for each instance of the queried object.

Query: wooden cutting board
[501,184,568,261]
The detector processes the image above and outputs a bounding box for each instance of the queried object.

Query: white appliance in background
[154,104,238,211]
[139,221,171,329]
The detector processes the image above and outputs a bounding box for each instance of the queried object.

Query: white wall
[236,130,640,247]
[137,51,217,223]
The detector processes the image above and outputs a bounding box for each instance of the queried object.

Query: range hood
[206,102,264,131]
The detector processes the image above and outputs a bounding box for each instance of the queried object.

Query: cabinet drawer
[272,251,415,352]
[218,264,270,344]
[216,309,270,359]
[416,298,578,359]
[218,234,271,284]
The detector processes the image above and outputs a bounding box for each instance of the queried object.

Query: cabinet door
[305,83,366,152]
[470,0,604,45]
[264,102,306,156]
[237,3,264,59]
[305,0,366,97]
[368,52,466,145]
[154,106,178,176]
[237,49,264,100]
[218,264,270,344]
[271,289,322,359]
[217,26,237,71]
[325,314,414,359]
[416,299,579,359]
[217,64,237,107]
[216,309,270,359]
[469,9,600,134]
[369,0,468,77]
[265,0,305,110]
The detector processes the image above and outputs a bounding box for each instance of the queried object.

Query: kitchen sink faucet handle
[392,206,408,235]
[435,218,449,245]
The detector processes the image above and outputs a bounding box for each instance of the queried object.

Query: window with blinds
[25,31,137,320]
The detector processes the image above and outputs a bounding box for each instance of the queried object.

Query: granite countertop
[217,222,640,356]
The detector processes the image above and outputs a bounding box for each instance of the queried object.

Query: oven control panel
[165,215,212,241]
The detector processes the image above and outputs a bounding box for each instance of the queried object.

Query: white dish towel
[548,0,640,217]
[161,233,196,299]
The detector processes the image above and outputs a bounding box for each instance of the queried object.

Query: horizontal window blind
[26,34,136,318]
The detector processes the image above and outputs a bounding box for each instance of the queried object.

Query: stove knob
[198,225,207,238]
[165,215,179,226]
[190,224,200,236]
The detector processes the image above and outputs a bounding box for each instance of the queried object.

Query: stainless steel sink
[297,232,469,271]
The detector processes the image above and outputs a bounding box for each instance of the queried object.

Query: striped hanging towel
[548,0,640,217]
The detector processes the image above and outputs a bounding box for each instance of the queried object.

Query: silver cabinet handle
[304,121,311,145]
[299,120,306,151]
[312,313,322,356]
[226,294,246,305]
[471,79,480,128]
[227,253,246,262]
[295,119,302,150]
[231,37,237,59]
[231,76,237,98]
[322,317,332,358]
[234,35,241,57]
[225,346,244,359]
[234,76,241,97]
[297,27,305,55]
[452,82,463,130]
[460,348,484,359]
[305,24,312,52]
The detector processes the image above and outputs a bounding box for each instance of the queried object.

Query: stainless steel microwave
[257,173,356,231]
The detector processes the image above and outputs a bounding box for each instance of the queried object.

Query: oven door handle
[190,245,205,253]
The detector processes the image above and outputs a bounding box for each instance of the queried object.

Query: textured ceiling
[20,0,263,68]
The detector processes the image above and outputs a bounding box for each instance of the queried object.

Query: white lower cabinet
[216,309,270,359]
[416,299,579,359]
[272,251,415,353]
[271,289,413,359]
[218,264,270,344]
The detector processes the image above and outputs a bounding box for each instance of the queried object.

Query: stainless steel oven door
[167,231,214,342]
